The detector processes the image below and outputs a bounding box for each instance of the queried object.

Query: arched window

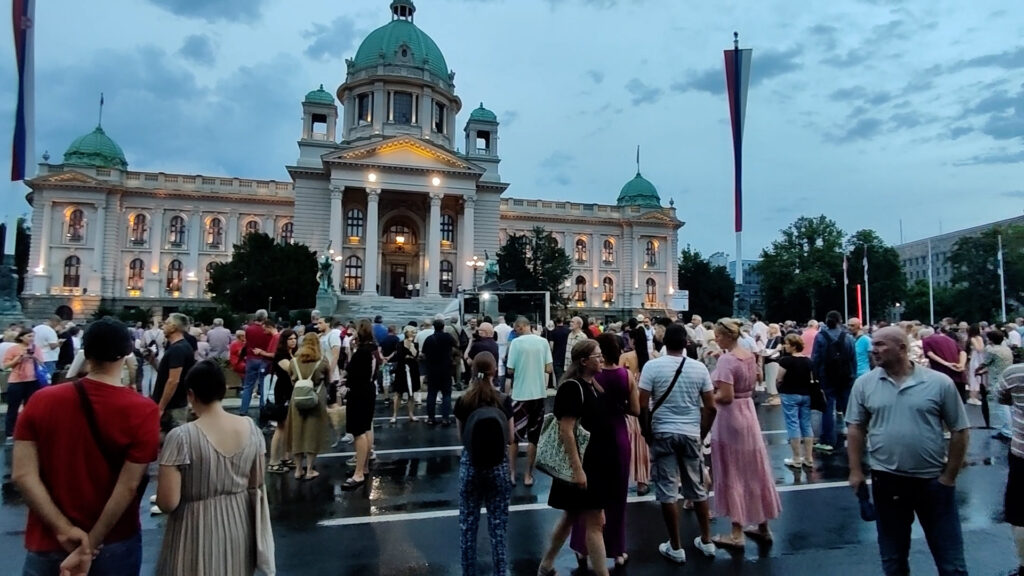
[166,259,183,292]
[574,238,587,264]
[344,256,363,292]
[645,240,658,267]
[168,215,186,247]
[602,276,614,302]
[440,214,455,244]
[62,256,81,288]
[645,278,657,305]
[129,213,148,245]
[346,209,364,239]
[384,223,416,245]
[279,221,294,244]
[205,261,218,293]
[602,238,614,264]
[66,209,85,243]
[573,275,587,303]
[127,258,145,290]
[244,219,260,236]
[440,260,454,295]
[206,218,224,249]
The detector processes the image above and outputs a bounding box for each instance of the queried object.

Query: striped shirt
[999,363,1024,458]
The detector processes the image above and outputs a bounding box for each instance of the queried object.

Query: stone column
[420,89,433,139]
[32,200,52,294]
[148,209,164,297]
[591,233,599,304]
[329,186,343,290]
[426,192,442,296]
[90,200,107,295]
[188,210,201,298]
[264,215,276,239]
[363,188,381,296]
[461,195,476,288]
[227,213,239,249]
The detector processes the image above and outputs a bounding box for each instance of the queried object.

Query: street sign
[670,290,689,312]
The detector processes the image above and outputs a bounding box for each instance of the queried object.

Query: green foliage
[845,229,907,314]
[677,246,735,320]
[496,227,572,305]
[757,215,846,321]
[15,216,29,295]
[946,225,1024,321]
[207,232,318,313]
[902,279,957,324]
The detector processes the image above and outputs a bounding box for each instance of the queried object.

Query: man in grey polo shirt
[846,326,969,576]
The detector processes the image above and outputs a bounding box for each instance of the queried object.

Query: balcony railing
[50,286,84,296]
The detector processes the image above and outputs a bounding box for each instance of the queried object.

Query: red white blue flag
[724,40,752,233]
[11,0,35,181]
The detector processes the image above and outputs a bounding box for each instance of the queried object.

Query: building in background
[895,215,1024,288]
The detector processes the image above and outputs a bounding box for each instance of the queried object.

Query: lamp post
[466,255,486,289]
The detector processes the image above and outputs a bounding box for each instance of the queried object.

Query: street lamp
[466,255,486,289]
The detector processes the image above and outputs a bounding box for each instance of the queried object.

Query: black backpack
[822,330,852,387]
[463,404,509,468]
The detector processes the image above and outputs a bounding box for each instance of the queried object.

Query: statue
[483,250,499,285]
[317,243,334,294]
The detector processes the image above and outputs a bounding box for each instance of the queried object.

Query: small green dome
[351,2,449,80]
[469,103,497,123]
[616,172,661,208]
[63,126,127,170]
[305,84,335,105]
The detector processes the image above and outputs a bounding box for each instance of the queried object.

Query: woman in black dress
[268,329,298,473]
[538,339,615,576]
[389,326,421,423]
[343,320,378,490]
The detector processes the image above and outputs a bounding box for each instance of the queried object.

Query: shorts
[649,433,707,504]
[513,398,545,445]
[1007,452,1024,526]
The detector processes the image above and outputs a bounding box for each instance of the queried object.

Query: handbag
[72,380,149,500]
[33,358,51,386]
[640,357,686,443]
[534,380,591,483]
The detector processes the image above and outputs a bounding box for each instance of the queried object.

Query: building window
[602,239,614,265]
[385,223,415,245]
[206,218,224,249]
[244,220,260,237]
[440,214,455,244]
[645,278,657,305]
[344,256,363,292]
[391,91,416,124]
[356,93,373,125]
[166,259,183,292]
[346,209,364,239]
[440,260,454,295]
[129,214,148,246]
[168,215,186,247]
[645,240,658,267]
[205,261,217,293]
[432,101,446,134]
[603,276,614,302]
[128,258,145,290]
[280,221,294,244]
[63,256,81,288]
[573,275,587,303]
[574,238,588,264]
[66,209,85,243]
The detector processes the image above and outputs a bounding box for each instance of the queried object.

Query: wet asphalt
[0,396,1019,575]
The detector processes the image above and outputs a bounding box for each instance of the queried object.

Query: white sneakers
[659,538,716,564]
[693,536,717,558]
[149,494,163,515]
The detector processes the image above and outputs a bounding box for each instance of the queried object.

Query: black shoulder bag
[640,357,686,444]
[73,380,150,500]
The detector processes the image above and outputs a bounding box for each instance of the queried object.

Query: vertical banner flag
[843,254,849,322]
[724,33,752,235]
[863,246,870,326]
[11,0,36,181]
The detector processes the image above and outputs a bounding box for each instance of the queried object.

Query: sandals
[267,464,288,474]
[280,459,296,469]
[342,477,366,491]
[536,566,557,576]
[615,553,629,566]
[743,527,774,544]
[711,534,746,549]
[303,470,321,481]
[294,469,305,480]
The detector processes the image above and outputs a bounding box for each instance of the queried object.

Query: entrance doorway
[390,264,408,298]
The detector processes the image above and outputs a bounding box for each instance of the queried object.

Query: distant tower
[297,84,339,167]
[463,103,500,181]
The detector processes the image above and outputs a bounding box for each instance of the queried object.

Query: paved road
[0,397,1018,575]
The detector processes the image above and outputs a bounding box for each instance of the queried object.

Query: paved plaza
[0,397,1018,575]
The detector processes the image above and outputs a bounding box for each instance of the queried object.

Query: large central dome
[350,1,449,80]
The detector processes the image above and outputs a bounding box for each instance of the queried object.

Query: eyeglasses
[588,353,604,359]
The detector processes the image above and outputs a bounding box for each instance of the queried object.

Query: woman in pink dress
[709,318,782,548]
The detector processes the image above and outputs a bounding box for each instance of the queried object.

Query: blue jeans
[459,452,511,576]
[780,393,813,439]
[819,386,851,448]
[5,380,39,437]
[871,471,967,576]
[239,358,266,415]
[23,532,141,576]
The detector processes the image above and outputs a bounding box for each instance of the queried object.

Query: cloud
[671,46,802,95]
[807,24,839,52]
[501,110,520,127]
[957,86,1024,142]
[177,34,216,66]
[829,86,893,107]
[949,125,973,139]
[585,70,605,84]
[144,0,266,23]
[957,149,1024,165]
[948,47,1024,72]
[544,0,619,7]
[304,16,360,61]
[1001,190,1024,198]
[625,78,662,105]
[538,151,576,186]
[837,117,885,141]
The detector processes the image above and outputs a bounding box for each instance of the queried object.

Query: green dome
[305,84,335,105]
[469,103,497,123]
[351,4,449,81]
[616,172,661,208]
[63,126,127,170]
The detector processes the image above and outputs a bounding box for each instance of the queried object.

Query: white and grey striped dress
[157,419,268,576]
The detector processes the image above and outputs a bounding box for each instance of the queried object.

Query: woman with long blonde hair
[287,332,330,480]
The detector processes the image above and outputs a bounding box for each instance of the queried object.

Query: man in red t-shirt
[239,309,273,416]
[13,317,159,575]
[923,328,968,399]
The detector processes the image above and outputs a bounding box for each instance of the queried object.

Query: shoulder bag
[72,380,149,499]
[640,357,686,443]
[535,379,592,483]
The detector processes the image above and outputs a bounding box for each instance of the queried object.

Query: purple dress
[710,353,781,525]
[569,366,631,558]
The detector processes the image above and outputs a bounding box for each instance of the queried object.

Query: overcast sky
[2,0,1022,261]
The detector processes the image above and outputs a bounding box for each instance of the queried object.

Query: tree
[756,215,846,321]
[496,226,572,304]
[947,224,1024,321]
[845,229,907,318]
[677,246,735,320]
[902,279,958,324]
[208,232,318,313]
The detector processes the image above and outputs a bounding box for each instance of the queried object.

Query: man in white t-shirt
[505,316,553,487]
[751,313,769,353]
[494,315,513,385]
[317,318,342,388]
[32,316,63,373]
[639,323,716,562]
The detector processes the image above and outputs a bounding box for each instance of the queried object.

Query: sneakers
[659,541,686,564]
[784,458,804,468]
[150,505,163,515]
[967,398,982,406]
[693,536,717,558]
[813,443,834,453]
[150,494,157,504]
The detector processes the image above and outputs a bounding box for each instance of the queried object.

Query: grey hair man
[152,313,196,432]
[206,318,232,361]
[564,316,587,372]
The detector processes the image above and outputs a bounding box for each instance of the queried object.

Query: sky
[2,0,1023,262]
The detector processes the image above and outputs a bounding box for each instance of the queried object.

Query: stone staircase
[332,295,458,325]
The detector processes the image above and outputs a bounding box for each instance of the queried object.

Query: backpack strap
[293,358,308,381]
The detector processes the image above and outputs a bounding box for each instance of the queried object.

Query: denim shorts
[781,393,813,439]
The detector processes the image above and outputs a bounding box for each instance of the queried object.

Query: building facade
[22,0,682,321]
[895,215,1024,288]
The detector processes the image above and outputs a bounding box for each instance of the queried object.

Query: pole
[843,254,849,322]
[998,234,1007,323]
[856,284,863,320]
[735,233,743,285]
[927,240,934,325]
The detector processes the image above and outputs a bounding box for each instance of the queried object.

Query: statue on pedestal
[483,251,499,285]
[317,242,335,294]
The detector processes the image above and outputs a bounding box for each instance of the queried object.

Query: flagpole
[863,245,870,328]
[998,234,1007,323]
[927,240,935,325]
[843,254,849,321]
[732,34,743,286]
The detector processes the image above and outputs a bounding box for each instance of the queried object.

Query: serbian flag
[11,0,35,182]
[724,38,752,234]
